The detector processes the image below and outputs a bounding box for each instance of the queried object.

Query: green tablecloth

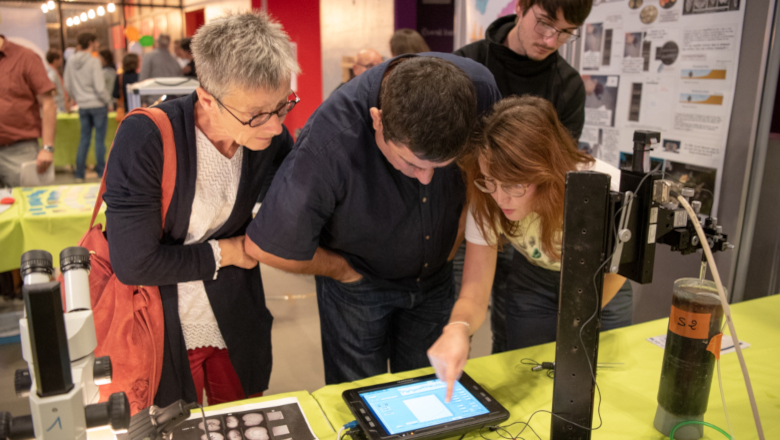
[0,194,23,272]
[311,295,780,439]
[54,112,119,168]
[0,183,105,272]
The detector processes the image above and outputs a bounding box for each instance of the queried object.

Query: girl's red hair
[462,95,593,261]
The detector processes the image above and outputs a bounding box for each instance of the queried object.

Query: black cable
[196,403,209,438]
[341,427,364,440]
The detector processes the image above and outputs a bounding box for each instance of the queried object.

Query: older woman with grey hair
[103,11,300,407]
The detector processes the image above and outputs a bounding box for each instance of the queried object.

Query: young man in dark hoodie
[455,0,634,354]
[455,0,591,141]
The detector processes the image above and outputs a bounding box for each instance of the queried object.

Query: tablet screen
[358,379,490,435]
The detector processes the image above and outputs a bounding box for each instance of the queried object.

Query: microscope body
[2,249,128,440]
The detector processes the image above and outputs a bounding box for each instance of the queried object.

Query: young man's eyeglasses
[531,9,580,44]
[473,178,528,197]
[212,91,300,128]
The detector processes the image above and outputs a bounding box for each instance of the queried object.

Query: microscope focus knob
[108,392,131,432]
[0,412,10,439]
[14,369,31,398]
[85,392,130,432]
[93,356,113,386]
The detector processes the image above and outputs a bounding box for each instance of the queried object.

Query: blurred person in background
[173,38,189,68]
[352,48,382,77]
[99,49,117,111]
[140,34,182,80]
[334,48,382,92]
[0,34,56,187]
[46,49,71,113]
[113,53,140,119]
[64,31,111,181]
[390,29,430,56]
[180,38,196,79]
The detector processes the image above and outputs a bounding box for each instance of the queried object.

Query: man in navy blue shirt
[245,53,500,384]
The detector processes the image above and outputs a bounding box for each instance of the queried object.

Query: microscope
[0,248,129,439]
[0,248,206,440]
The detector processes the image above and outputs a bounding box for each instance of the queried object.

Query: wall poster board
[579,0,745,215]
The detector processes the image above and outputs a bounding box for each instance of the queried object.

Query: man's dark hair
[99,49,115,69]
[122,53,139,73]
[46,49,61,64]
[519,0,593,26]
[180,38,193,54]
[380,57,477,162]
[77,32,97,50]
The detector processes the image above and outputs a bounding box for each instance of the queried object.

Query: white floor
[0,264,493,416]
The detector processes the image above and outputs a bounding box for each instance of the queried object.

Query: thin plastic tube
[717,358,735,439]
[670,421,731,440]
[677,195,765,440]
[717,321,735,440]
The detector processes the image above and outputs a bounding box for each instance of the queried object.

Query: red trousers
[187,347,261,405]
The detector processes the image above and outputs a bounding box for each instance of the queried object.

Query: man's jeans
[316,263,456,385]
[75,107,108,179]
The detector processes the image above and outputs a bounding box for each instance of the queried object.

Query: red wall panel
[185,9,205,37]
[255,0,322,137]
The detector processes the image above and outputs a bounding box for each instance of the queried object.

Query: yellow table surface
[310,295,780,439]
[0,183,105,272]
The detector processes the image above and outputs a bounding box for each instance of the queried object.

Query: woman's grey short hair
[192,11,300,100]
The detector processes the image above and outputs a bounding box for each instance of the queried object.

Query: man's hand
[334,255,363,283]
[218,235,259,270]
[36,149,53,174]
[427,323,470,402]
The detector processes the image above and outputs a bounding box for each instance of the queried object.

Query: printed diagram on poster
[579,0,745,215]
[170,397,318,440]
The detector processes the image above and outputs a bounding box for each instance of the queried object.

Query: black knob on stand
[85,392,130,432]
[93,356,112,386]
[13,370,31,398]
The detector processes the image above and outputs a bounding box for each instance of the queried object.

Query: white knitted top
[177,127,243,350]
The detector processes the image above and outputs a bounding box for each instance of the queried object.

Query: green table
[0,183,105,272]
[54,112,119,168]
[0,194,23,273]
[311,295,780,439]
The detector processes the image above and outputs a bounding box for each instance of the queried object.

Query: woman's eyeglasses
[213,91,300,128]
[473,178,528,197]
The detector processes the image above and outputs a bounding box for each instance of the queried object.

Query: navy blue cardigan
[103,92,292,406]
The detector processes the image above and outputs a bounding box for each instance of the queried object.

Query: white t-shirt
[465,159,621,271]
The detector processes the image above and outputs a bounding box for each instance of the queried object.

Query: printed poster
[580,0,746,215]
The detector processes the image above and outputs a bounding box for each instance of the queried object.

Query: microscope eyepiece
[20,250,53,277]
[60,246,91,272]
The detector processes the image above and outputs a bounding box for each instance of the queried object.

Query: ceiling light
[107,3,115,12]
[80,12,87,21]
[73,16,80,24]
[41,3,48,12]
[47,1,55,9]
[66,17,73,26]
[97,6,105,15]
[88,9,95,18]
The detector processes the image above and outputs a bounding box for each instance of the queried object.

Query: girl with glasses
[428,95,632,400]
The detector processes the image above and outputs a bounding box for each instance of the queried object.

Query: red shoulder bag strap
[90,107,178,231]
